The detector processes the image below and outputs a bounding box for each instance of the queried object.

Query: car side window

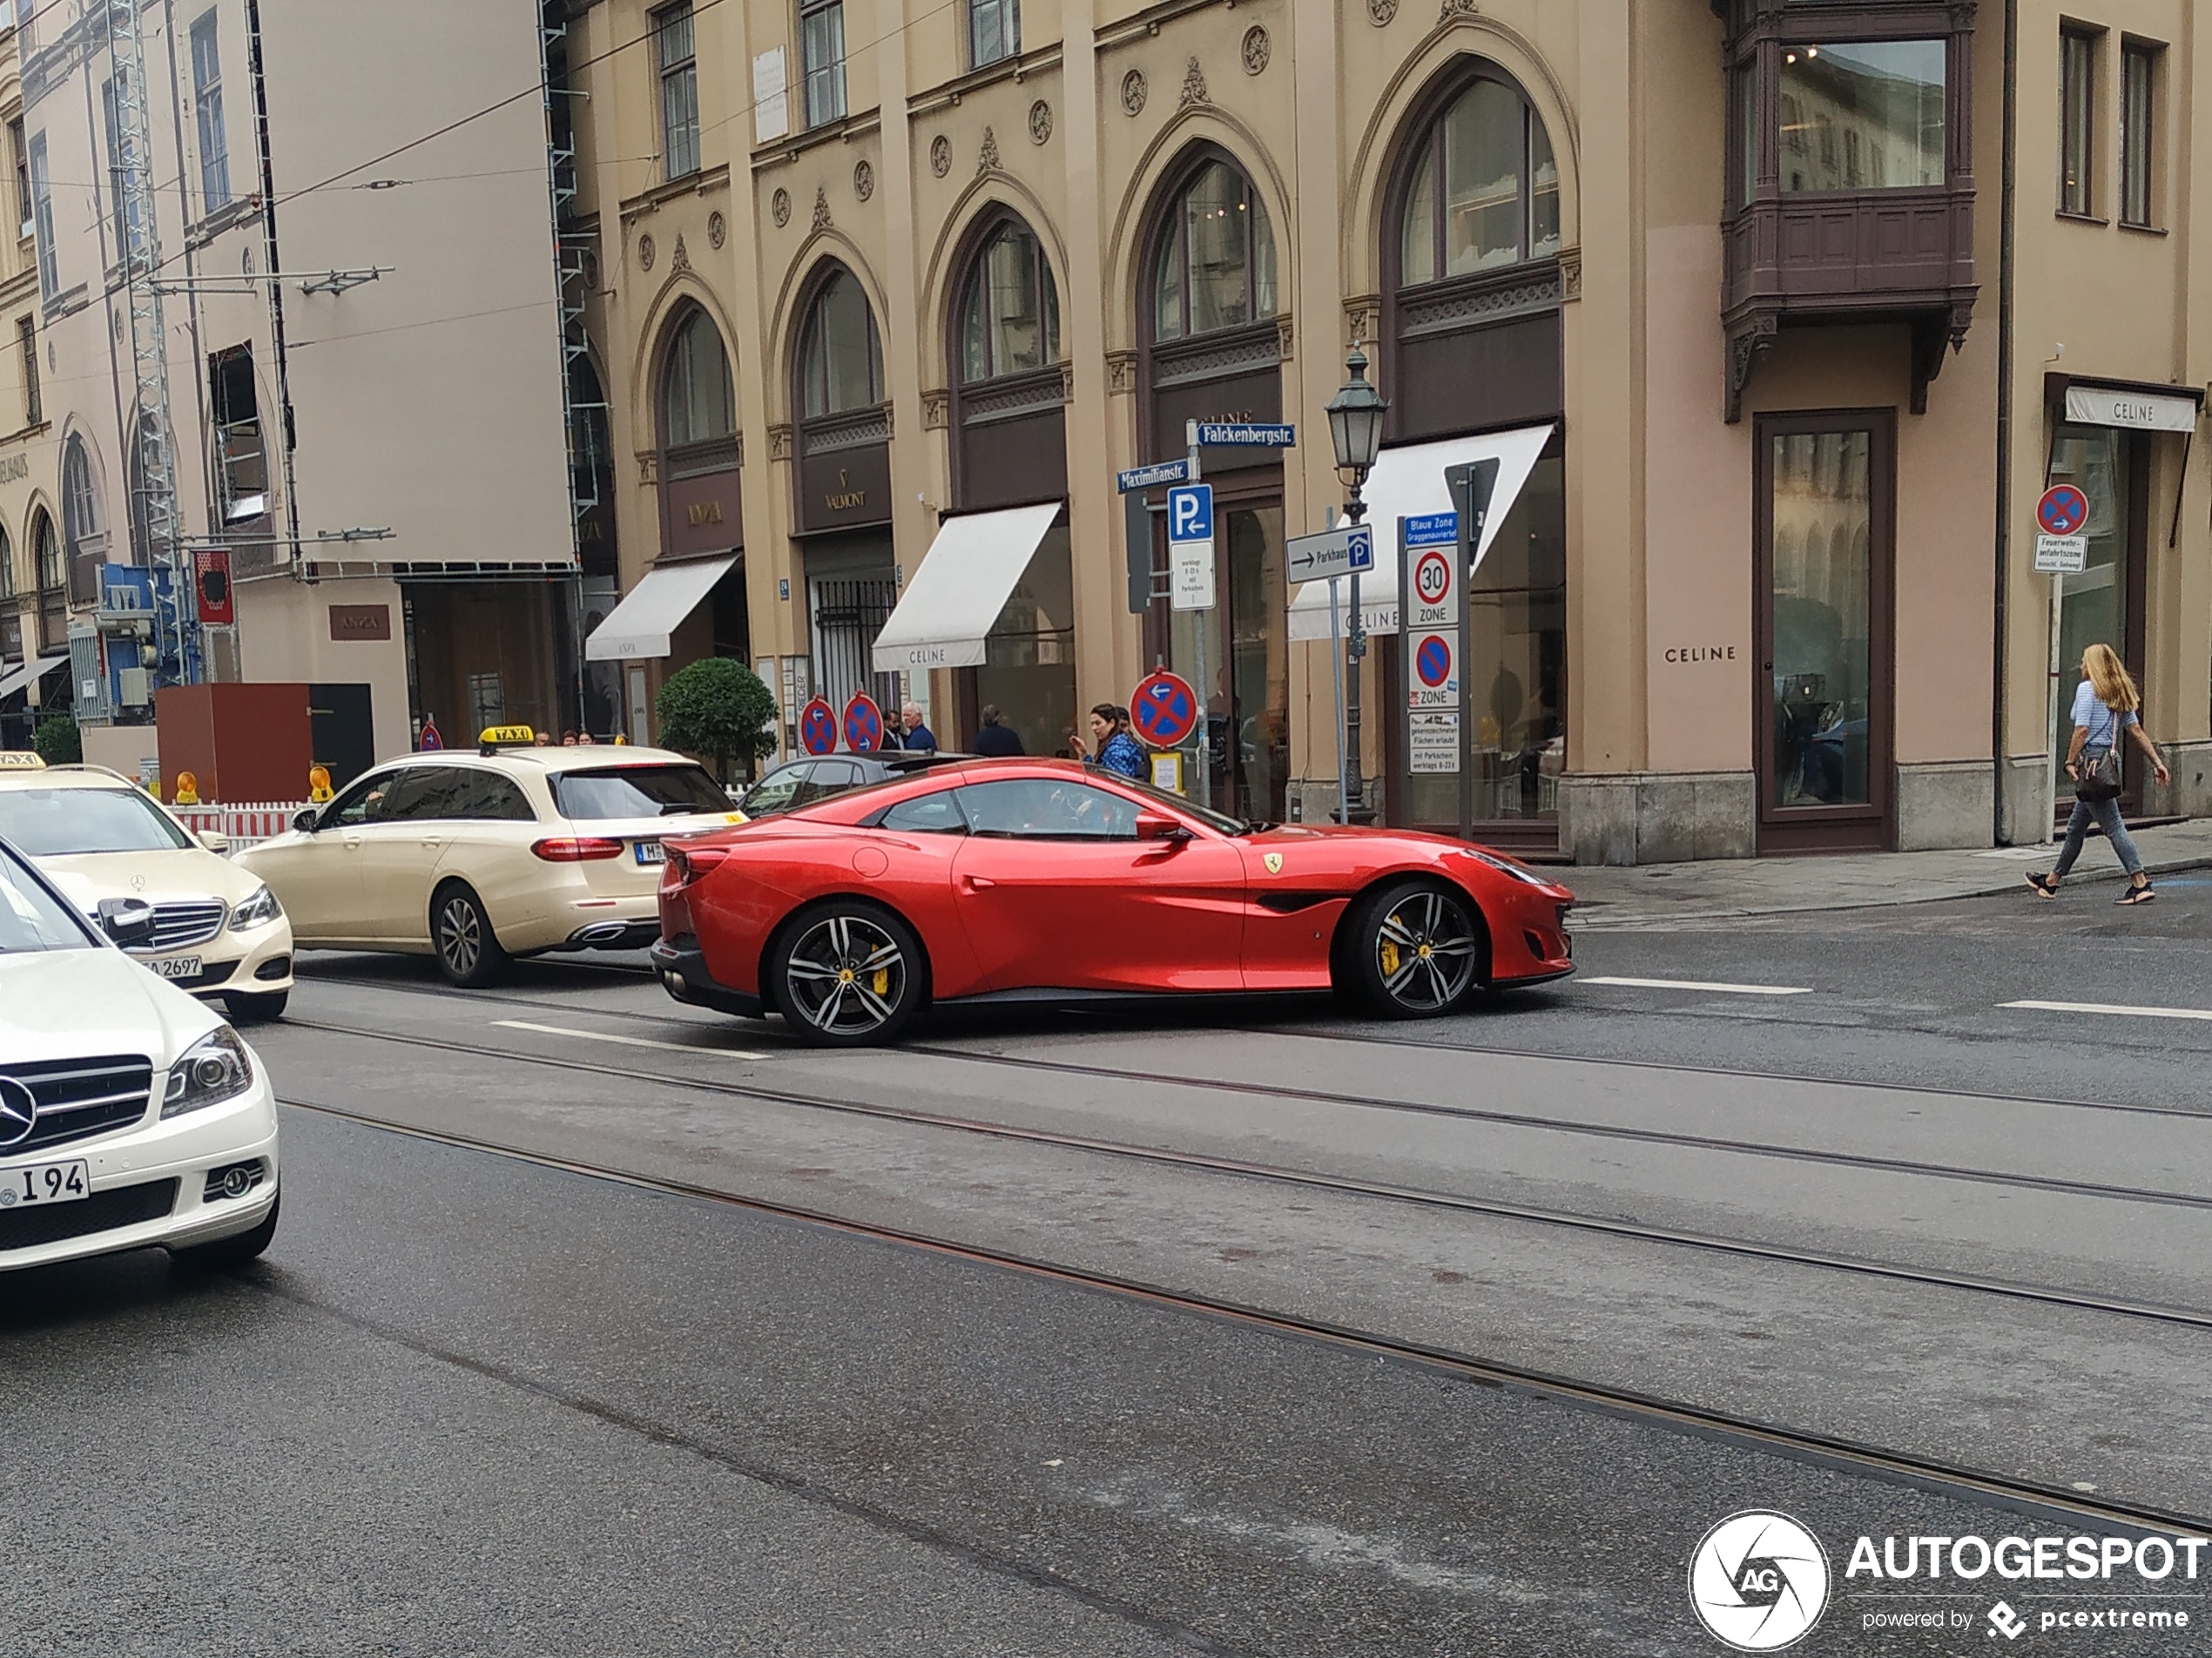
[324,771,402,828]
[954,779,1141,841]
[877,789,968,834]
[379,767,469,824]
[741,762,811,817]
[794,759,861,806]
[459,769,537,822]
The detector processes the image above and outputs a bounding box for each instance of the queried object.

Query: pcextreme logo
[1689,1511,1831,1651]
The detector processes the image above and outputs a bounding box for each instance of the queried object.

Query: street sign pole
[1329,570,1348,827]
[1445,461,1501,843]
[1187,420,1207,809]
[2031,483,2091,847]
[2044,570,2065,846]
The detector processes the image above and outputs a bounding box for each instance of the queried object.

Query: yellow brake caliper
[1379,914,1402,979]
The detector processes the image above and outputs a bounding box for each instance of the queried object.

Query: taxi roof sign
[478,725,537,754]
[0,751,46,771]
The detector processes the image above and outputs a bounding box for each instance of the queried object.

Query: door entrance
[1755,412,1896,853]
[1160,501,1287,824]
[2047,423,2148,818]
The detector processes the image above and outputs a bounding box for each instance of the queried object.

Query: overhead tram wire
[279,1017,2212,1331]
[271,1088,2212,1540]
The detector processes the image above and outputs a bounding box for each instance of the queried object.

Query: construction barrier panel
[172,804,307,850]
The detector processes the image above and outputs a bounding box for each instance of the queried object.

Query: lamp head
[1325,345,1387,474]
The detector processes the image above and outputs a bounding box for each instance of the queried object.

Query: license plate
[634,842,665,866]
[148,955,202,981]
[0,1159,90,1210]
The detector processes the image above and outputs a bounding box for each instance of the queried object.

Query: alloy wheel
[1372,888,1480,1011]
[439,896,482,978]
[784,913,907,1036]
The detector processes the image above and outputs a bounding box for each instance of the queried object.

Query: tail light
[531,836,625,862]
[667,845,729,886]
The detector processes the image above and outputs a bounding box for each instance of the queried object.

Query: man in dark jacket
[972,704,1025,757]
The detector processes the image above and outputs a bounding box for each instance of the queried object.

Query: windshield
[1103,772,1251,836]
[0,848,95,953]
[550,764,732,821]
[0,785,194,854]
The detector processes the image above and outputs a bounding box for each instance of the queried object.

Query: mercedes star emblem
[0,1075,37,1149]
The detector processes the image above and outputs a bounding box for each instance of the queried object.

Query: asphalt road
[8,880,2209,1655]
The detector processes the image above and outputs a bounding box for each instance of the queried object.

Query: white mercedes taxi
[0,835,280,1275]
[236,727,743,987]
[0,754,294,1022]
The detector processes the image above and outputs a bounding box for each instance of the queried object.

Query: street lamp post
[1325,346,1387,825]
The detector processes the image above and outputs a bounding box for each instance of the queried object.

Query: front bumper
[134,918,296,1001]
[0,1075,280,1273]
[649,936,764,1019]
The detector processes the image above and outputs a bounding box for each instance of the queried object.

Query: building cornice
[907,42,1063,120]
[1096,0,1226,52]
[750,109,883,176]
[618,163,731,224]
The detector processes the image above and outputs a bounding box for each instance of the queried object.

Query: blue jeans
[2051,794,2144,879]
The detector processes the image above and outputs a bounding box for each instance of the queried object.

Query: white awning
[2062,384,2201,434]
[872,502,1061,673]
[583,556,738,662]
[1288,425,1554,642]
[0,654,64,704]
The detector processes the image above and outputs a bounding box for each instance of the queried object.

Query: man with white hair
[895,701,936,753]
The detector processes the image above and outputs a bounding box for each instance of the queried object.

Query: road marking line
[2000,1000,2212,1023]
[1581,976,1813,997]
[492,1019,770,1059]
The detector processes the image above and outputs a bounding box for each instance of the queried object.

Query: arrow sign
[842,693,883,753]
[1285,523,1375,584]
[1130,671,1200,748]
[799,698,838,756]
[2037,484,2089,538]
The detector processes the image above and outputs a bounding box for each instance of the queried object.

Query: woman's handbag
[2077,705,2126,802]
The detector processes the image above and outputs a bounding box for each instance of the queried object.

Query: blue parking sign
[1167,484,1213,545]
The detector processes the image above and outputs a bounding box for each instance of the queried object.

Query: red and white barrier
[172,803,309,850]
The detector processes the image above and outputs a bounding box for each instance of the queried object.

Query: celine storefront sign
[2063,385,2201,434]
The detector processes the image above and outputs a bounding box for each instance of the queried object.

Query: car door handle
[960,874,996,892]
[420,836,443,848]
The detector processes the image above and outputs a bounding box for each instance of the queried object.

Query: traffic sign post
[1446,460,1501,842]
[1167,482,1214,612]
[799,698,838,756]
[1399,513,1464,792]
[841,693,883,754]
[1179,425,1211,801]
[1285,522,1374,585]
[2036,483,2092,846]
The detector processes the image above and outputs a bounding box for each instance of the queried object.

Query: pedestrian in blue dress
[1071,703,1145,779]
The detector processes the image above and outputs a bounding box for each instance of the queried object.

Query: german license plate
[0,1159,90,1210]
[633,842,665,866]
[148,955,201,981]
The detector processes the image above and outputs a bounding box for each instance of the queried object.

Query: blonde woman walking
[2027,644,2170,905]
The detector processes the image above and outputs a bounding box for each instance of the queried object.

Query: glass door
[2047,425,2147,816]
[1164,501,1286,823]
[1756,414,1894,853]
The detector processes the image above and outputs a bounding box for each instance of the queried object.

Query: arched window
[959,221,1059,384]
[32,509,60,591]
[0,521,14,600]
[799,268,882,418]
[62,436,96,555]
[1398,75,1559,285]
[660,308,734,451]
[1150,160,1276,342]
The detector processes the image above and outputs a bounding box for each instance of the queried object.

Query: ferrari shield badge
[1262,853,1284,874]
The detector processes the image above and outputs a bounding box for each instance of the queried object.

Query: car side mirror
[97,896,158,950]
[292,808,320,834]
[198,830,230,854]
[1134,811,1192,843]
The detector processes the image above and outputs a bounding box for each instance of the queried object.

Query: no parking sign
[1407,630,1457,710]
[1130,671,1200,749]
[799,698,838,756]
[843,693,885,753]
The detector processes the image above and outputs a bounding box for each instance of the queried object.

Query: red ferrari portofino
[651,759,1575,1045]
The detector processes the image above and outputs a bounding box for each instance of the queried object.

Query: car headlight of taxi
[228,883,282,932]
[1456,846,1554,889]
[162,1027,255,1118]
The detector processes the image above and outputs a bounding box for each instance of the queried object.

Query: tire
[1339,879,1487,1019]
[169,1193,280,1270]
[767,900,926,1047]
[223,989,289,1024]
[433,882,510,988]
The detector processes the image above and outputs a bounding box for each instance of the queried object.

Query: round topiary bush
[654,657,777,783]
[31,713,81,765]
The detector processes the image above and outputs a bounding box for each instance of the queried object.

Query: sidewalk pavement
[1561,816,2212,929]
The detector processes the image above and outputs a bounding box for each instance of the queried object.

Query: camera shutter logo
[0,1075,38,1150]
[1688,1511,1831,1651]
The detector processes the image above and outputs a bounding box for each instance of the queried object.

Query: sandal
[2119,880,2156,905]
[2024,872,2059,900]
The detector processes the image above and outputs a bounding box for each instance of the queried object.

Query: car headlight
[163,1027,255,1118]
[228,883,283,932]
[1457,846,1554,889]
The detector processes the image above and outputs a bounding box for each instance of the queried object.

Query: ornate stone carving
[1440,0,1480,18]
[1276,316,1294,360]
[1342,296,1380,347]
[1368,0,1398,23]
[1723,315,1777,425]
[772,188,792,228]
[636,450,659,486]
[922,389,950,430]
[637,233,656,272]
[978,126,1001,174]
[853,158,874,201]
[707,211,726,249]
[670,233,690,275]
[1028,100,1052,145]
[766,423,794,462]
[1120,69,1147,117]
[812,185,832,231]
[929,134,951,177]
[1179,57,1208,107]
[1559,246,1582,300]
[1399,270,1563,339]
[1106,350,1139,394]
[1241,27,1270,76]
